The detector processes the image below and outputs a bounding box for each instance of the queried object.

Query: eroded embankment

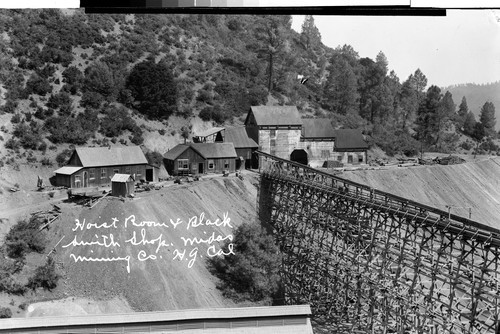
[341,157,500,229]
[44,174,259,315]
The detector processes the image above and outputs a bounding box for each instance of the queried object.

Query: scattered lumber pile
[434,155,465,165]
[419,155,466,166]
[32,205,61,231]
[67,187,109,206]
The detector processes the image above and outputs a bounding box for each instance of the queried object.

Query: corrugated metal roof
[224,127,258,148]
[163,145,190,160]
[75,146,147,167]
[195,127,225,138]
[111,174,134,182]
[301,119,336,138]
[54,166,83,175]
[333,129,369,150]
[191,143,237,158]
[248,106,302,126]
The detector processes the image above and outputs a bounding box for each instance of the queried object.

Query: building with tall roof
[223,127,259,169]
[244,106,302,160]
[244,106,368,167]
[53,146,148,188]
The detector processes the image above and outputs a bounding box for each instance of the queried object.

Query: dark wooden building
[163,143,237,176]
[111,174,135,197]
[332,129,369,165]
[53,146,148,188]
[223,127,259,169]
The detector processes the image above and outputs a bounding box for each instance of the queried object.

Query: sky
[292,10,500,88]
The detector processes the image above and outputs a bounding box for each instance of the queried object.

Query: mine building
[332,129,369,165]
[243,106,368,167]
[223,127,259,169]
[163,143,237,176]
[53,146,148,188]
[244,106,302,160]
[296,118,337,166]
[192,126,259,169]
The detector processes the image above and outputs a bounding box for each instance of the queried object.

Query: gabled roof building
[245,106,302,160]
[54,146,148,188]
[224,127,259,169]
[163,143,237,176]
[243,106,369,167]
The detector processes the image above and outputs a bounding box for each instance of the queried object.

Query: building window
[89,169,95,180]
[337,156,342,162]
[270,129,276,138]
[208,160,214,169]
[270,139,276,147]
[321,150,330,158]
[178,159,189,169]
[136,167,142,176]
[75,174,81,186]
[358,155,364,163]
[101,168,106,178]
[113,168,119,175]
[224,159,229,169]
[348,155,353,163]
[125,167,131,174]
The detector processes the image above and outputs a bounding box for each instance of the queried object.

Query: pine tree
[254,15,291,92]
[463,111,476,136]
[375,51,389,76]
[323,57,359,115]
[457,96,469,129]
[399,77,419,131]
[479,101,496,136]
[300,15,321,50]
[408,69,428,105]
[416,85,442,146]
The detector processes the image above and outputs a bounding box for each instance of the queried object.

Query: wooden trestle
[256,151,500,334]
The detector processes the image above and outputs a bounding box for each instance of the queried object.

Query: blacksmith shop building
[163,143,237,176]
[53,146,148,188]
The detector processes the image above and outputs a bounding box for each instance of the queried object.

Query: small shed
[111,174,135,197]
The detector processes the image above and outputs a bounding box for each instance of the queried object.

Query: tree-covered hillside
[0,9,498,168]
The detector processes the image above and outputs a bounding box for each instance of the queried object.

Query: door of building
[198,162,204,174]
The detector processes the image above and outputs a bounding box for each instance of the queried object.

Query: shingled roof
[163,143,237,160]
[74,146,147,167]
[301,119,336,139]
[246,106,302,126]
[333,129,369,150]
[191,143,237,159]
[163,145,191,160]
[224,127,258,148]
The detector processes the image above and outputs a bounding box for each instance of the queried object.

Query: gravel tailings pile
[53,175,258,313]
[342,157,500,229]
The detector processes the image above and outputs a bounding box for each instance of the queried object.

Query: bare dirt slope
[341,157,500,229]
[47,174,259,314]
